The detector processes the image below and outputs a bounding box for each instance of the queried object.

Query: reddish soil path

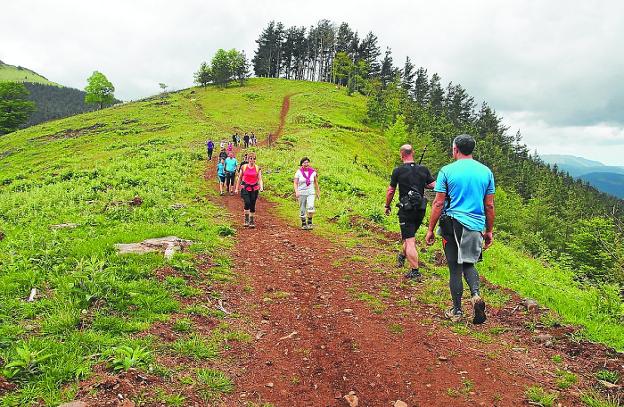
[203,94,624,407]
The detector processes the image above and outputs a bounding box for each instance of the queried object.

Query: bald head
[400,144,414,159]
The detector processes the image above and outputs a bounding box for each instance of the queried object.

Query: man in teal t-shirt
[426,134,495,325]
[224,153,238,195]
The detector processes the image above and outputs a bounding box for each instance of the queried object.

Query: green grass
[555,369,578,389]
[525,385,558,407]
[0,62,59,86]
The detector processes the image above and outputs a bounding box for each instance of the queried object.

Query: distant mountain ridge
[540,154,624,198]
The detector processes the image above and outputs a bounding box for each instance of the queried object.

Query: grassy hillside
[0,61,59,86]
[0,78,622,404]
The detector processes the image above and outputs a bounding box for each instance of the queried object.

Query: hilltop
[0,79,621,406]
[0,60,59,86]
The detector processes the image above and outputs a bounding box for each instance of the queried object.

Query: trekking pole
[418,145,427,165]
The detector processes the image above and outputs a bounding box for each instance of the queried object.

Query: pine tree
[401,57,415,93]
[253,21,276,77]
[413,67,429,106]
[379,47,397,88]
[357,31,381,78]
[428,73,444,116]
[0,82,35,134]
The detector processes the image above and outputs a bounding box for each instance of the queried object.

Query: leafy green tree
[84,71,115,109]
[0,82,35,135]
[194,62,212,87]
[230,50,250,86]
[211,49,232,88]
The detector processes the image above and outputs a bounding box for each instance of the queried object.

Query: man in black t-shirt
[385,144,436,281]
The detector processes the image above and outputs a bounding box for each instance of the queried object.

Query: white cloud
[503,111,624,166]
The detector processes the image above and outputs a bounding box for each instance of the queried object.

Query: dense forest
[253,20,624,289]
[21,83,100,127]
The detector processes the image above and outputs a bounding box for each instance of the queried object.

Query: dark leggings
[241,189,259,212]
[443,237,480,311]
[225,171,235,189]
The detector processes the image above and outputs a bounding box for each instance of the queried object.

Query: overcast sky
[2,0,623,166]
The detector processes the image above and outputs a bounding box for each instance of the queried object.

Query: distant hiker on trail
[232,133,238,147]
[220,140,226,150]
[217,157,226,195]
[218,149,227,162]
[238,153,249,174]
[224,152,238,195]
[236,134,241,146]
[206,139,214,161]
[227,142,234,154]
[243,133,250,148]
[425,134,495,324]
[235,152,263,228]
[251,132,257,146]
[294,157,320,230]
[385,144,435,282]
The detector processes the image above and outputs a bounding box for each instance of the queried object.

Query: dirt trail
[201,94,624,406]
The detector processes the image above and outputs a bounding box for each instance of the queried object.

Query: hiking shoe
[445,307,463,323]
[301,224,309,230]
[471,295,487,324]
[397,253,406,268]
[404,269,423,282]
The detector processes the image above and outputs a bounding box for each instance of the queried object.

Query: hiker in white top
[294,157,320,230]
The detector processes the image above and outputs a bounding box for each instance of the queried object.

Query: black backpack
[397,164,425,211]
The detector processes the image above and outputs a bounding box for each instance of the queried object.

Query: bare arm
[425,192,447,245]
[385,186,396,215]
[426,181,436,189]
[314,174,320,197]
[483,194,495,249]
[293,177,299,197]
[235,164,245,192]
[258,169,264,192]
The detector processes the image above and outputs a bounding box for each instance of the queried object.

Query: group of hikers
[384,134,494,324]
[229,132,257,149]
[207,132,494,325]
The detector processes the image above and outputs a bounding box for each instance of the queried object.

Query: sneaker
[471,295,487,324]
[301,224,309,230]
[307,223,313,230]
[404,269,423,282]
[445,307,463,323]
[397,253,406,268]
[220,191,224,196]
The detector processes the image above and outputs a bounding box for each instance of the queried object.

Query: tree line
[253,19,623,289]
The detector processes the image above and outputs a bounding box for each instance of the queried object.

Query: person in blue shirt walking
[224,152,238,195]
[426,134,495,324]
[216,157,226,195]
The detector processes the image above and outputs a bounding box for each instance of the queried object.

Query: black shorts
[398,209,426,240]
